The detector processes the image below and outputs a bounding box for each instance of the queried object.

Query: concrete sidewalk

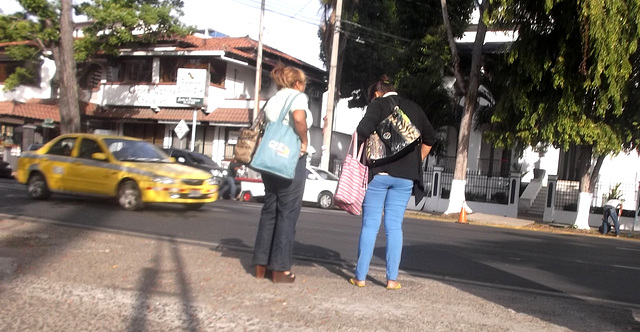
[2,215,639,331]
[406,210,539,228]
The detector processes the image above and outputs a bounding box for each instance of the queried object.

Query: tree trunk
[573,145,596,229]
[58,0,81,133]
[443,1,488,215]
[440,0,466,95]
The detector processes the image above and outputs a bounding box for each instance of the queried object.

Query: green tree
[2,0,192,133]
[486,0,640,228]
[319,0,473,124]
[440,0,491,215]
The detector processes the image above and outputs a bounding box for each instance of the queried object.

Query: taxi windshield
[104,138,170,162]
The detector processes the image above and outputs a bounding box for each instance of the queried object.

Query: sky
[0,0,327,69]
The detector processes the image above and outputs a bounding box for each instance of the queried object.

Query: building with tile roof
[0,34,327,166]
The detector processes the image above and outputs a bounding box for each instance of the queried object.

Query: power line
[231,0,321,27]
[226,0,412,50]
[341,20,411,43]
[286,0,314,24]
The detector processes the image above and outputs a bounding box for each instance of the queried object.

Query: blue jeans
[252,156,306,271]
[219,176,236,199]
[355,174,413,281]
[602,207,620,235]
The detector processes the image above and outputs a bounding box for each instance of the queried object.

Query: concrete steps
[524,186,547,216]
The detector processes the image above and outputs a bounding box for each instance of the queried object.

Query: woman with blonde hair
[252,63,312,283]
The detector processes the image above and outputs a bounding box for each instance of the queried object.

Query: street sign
[176,68,208,107]
[174,119,190,139]
[42,118,55,128]
[176,97,204,106]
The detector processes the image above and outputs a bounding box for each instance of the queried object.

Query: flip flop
[349,278,365,287]
[386,283,402,290]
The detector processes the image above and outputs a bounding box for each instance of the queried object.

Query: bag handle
[275,92,302,123]
[249,97,271,130]
[348,131,366,163]
[347,131,368,188]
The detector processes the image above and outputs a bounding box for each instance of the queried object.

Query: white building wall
[224,63,254,100]
[0,57,55,102]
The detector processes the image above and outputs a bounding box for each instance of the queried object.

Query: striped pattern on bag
[334,132,368,215]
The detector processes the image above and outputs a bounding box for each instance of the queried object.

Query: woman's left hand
[300,143,307,156]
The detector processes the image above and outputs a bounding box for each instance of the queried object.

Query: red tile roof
[176,35,323,72]
[0,40,39,48]
[0,100,250,125]
[87,106,251,124]
[0,100,60,121]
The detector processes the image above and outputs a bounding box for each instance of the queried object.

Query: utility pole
[320,0,342,171]
[253,0,266,121]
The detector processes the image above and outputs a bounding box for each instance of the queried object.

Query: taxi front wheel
[118,180,143,211]
[27,173,51,200]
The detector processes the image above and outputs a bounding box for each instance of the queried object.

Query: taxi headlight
[153,176,176,185]
[206,177,220,185]
[210,169,223,177]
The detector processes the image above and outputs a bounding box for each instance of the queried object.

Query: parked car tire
[27,173,51,200]
[118,180,143,211]
[317,191,334,209]
[241,191,252,202]
[184,203,204,210]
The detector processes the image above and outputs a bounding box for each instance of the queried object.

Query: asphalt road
[1,177,639,310]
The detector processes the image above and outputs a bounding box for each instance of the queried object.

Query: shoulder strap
[276,92,302,123]
[383,95,399,115]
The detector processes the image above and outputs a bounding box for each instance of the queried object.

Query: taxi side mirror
[91,152,108,161]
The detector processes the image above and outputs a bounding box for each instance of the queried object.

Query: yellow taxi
[16,133,219,210]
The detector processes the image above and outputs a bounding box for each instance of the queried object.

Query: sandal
[349,278,365,287]
[272,271,296,283]
[386,281,402,290]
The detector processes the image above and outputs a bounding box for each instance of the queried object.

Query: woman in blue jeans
[350,76,437,289]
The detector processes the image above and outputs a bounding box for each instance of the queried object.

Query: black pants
[252,156,306,271]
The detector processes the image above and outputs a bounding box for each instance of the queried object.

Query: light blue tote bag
[250,93,302,179]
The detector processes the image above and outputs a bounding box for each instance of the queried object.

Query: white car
[239,166,339,209]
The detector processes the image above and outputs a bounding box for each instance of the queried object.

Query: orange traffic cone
[457,204,468,224]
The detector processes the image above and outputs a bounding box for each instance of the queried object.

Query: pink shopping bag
[334,131,369,215]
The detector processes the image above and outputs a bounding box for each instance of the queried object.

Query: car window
[105,138,169,162]
[313,168,339,181]
[47,137,77,156]
[189,152,218,167]
[78,139,103,159]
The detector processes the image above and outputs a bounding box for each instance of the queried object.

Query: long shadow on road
[3,187,639,331]
[0,195,200,331]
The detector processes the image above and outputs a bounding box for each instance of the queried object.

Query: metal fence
[439,171,510,204]
[555,180,639,212]
[437,156,511,177]
[555,180,580,210]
